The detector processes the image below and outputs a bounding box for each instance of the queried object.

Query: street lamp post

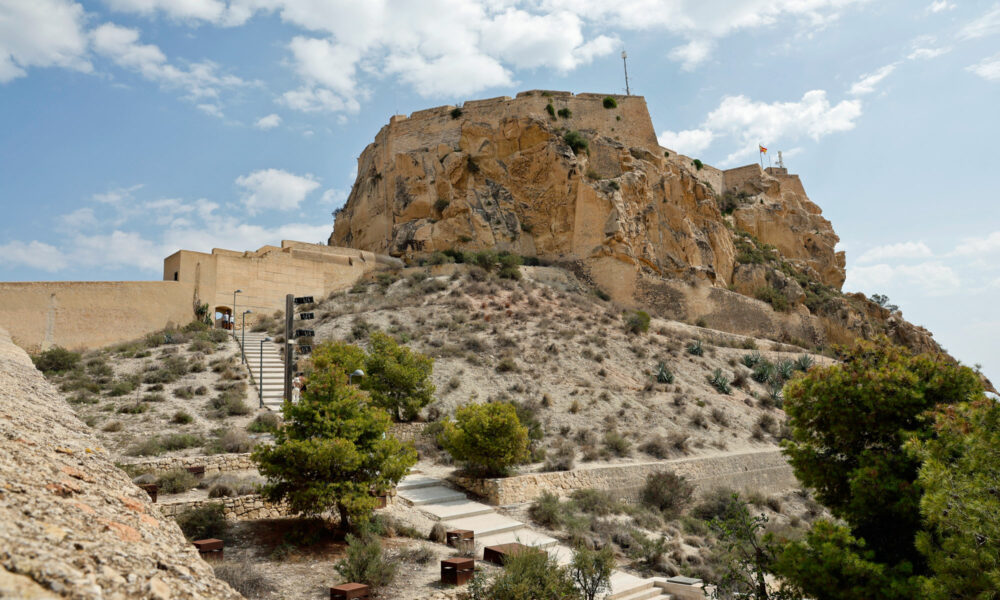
[350,369,365,385]
[241,310,252,364]
[232,289,242,338]
[259,337,271,409]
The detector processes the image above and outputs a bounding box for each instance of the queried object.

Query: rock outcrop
[0,327,242,599]
[330,91,936,352]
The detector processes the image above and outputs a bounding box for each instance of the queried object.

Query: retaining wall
[159,494,289,521]
[450,449,796,505]
[120,453,255,476]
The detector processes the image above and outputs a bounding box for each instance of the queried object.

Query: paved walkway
[397,474,678,600]
[238,331,285,410]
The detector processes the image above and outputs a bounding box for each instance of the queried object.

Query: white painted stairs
[396,474,676,599]
[238,331,286,410]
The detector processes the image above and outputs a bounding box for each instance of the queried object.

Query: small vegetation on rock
[602,96,617,109]
[563,130,588,154]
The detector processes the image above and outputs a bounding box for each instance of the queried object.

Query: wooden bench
[330,583,370,599]
[441,557,475,585]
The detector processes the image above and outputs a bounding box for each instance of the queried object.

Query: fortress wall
[0,326,241,599]
[0,281,196,353]
[723,164,764,191]
[382,91,660,157]
[450,449,797,506]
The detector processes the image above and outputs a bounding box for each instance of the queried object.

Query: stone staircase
[397,474,678,599]
[237,331,285,411]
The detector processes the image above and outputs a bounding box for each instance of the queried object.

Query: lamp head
[244,309,252,314]
[262,337,272,342]
[234,289,242,294]
[351,369,365,378]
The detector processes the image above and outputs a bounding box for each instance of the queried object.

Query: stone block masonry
[160,494,289,521]
[450,449,797,506]
[120,452,256,476]
[0,326,242,599]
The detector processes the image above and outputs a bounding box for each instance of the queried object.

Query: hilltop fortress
[0,90,936,356]
[331,90,934,353]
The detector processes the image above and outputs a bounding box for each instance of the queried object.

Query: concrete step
[419,499,494,521]
[609,573,653,600]
[612,588,664,600]
[398,485,467,506]
[443,513,525,538]
[546,545,573,565]
[476,528,558,550]
[398,475,445,491]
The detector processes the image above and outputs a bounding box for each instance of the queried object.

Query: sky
[1,0,998,379]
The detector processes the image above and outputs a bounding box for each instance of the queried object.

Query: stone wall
[159,494,288,521]
[450,449,796,506]
[120,453,256,476]
[0,326,241,599]
[389,422,425,444]
[0,280,196,353]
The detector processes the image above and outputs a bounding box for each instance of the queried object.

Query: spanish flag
[759,145,767,154]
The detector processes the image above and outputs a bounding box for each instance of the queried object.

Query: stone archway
[214,306,232,330]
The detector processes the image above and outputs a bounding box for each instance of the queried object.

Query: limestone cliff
[330,91,933,352]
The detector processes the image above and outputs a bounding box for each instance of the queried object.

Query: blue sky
[1,0,999,379]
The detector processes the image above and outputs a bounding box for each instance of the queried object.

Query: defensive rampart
[0,326,241,599]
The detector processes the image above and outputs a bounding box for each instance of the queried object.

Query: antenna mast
[777,151,785,169]
[621,50,630,96]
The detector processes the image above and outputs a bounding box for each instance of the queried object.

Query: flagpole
[759,144,763,170]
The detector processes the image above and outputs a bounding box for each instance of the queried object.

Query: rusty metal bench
[192,538,223,561]
[482,542,540,566]
[330,583,370,599]
[184,465,206,477]
[446,529,474,548]
[441,557,475,585]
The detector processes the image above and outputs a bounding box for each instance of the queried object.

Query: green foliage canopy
[440,402,529,477]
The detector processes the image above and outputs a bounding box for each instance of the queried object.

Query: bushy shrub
[529,491,565,528]
[174,503,228,540]
[213,561,273,598]
[156,468,198,494]
[563,130,588,154]
[641,471,694,517]
[602,96,617,109]
[440,402,529,477]
[498,253,522,280]
[246,411,281,433]
[207,428,252,454]
[545,103,555,117]
[543,439,576,472]
[33,347,80,373]
[624,310,651,334]
[571,489,619,516]
[334,534,396,591]
[754,286,790,312]
[692,159,704,170]
[692,487,740,521]
[603,431,632,457]
[468,546,577,600]
[557,107,572,118]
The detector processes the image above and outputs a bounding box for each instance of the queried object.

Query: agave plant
[767,381,784,408]
[794,354,814,372]
[741,350,762,368]
[777,360,795,381]
[752,361,774,383]
[708,368,731,395]
[686,339,704,357]
[656,362,674,384]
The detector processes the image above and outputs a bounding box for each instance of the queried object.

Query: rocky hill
[330,91,938,355]
[0,327,241,599]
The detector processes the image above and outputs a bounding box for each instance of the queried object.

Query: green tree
[570,545,614,600]
[440,402,529,477]
[909,399,1000,599]
[777,337,983,599]
[251,367,417,531]
[468,549,580,600]
[362,331,435,421]
[310,340,366,378]
[709,494,797,600]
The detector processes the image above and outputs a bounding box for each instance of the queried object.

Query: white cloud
[91,22,246,101]
[93,184,144,205]
[846,261,960,296]
[952,231,1000,256]
[857,241,933,263]
[100,0,256,26]
[56,207,99,232]
[959,5,1000,40]
[0,240,68,272]
[71,230,164,271]
[234,168,320,214]
[280,86,360,113]
[478,9,617,71]
[967,53,1000,81]
[703,90,862,164]
[668,39,715,71]
[927,1,955,13]
[254,113,282,129]
[197,103,224,118]
[908,47,950,60]
[0,0,92,83]
[287,36,360,97]
[320,188,348,209]
[849,63,897,95]
[657,128,715,155]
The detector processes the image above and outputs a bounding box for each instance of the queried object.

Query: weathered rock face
[330,91,944,353]
[332,91,843,296]
[0,327,242,600]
